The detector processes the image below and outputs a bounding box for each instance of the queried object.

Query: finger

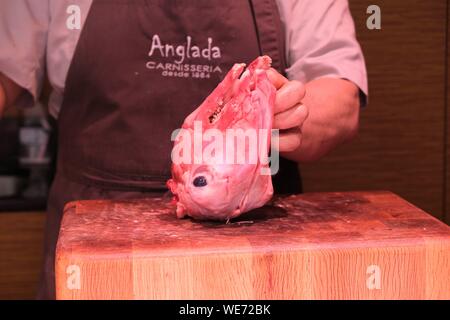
[275,80,306,114]
[273,104,308,130]
[278,127,302,153]
[266,68,288,89]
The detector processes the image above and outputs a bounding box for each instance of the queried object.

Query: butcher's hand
[267,68,308,154]
[267,68,360,163]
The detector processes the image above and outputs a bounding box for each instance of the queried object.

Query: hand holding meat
[267,68,308,153]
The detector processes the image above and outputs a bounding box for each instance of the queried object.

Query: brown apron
[38,0,301,299]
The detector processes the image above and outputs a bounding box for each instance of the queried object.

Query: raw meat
[167,56,276,221]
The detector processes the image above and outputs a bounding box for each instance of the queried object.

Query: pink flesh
[167,56,276,221]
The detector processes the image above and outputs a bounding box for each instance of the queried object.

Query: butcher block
[55,191,450,300]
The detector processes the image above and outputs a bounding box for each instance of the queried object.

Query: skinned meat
[167,56,276,221]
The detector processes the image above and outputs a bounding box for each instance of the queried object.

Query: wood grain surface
[0,212,46,299]
[56,192,450,300]
[301,1,447,219]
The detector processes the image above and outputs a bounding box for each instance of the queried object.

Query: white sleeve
[0,0,49,107]
[277,0,368,100]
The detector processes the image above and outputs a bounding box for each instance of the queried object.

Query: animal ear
[211,63,246,97]
[247,56,272,73]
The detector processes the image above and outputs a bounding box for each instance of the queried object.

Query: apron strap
[249,0,302,194]
[249,0,288,74]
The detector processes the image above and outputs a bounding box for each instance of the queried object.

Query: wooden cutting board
[55,191,450,299]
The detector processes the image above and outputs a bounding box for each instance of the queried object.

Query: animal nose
[193,176,208,187]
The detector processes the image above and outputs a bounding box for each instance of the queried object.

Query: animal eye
[193,176,207,187]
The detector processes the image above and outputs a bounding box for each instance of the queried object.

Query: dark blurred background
[0,0,449,299]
